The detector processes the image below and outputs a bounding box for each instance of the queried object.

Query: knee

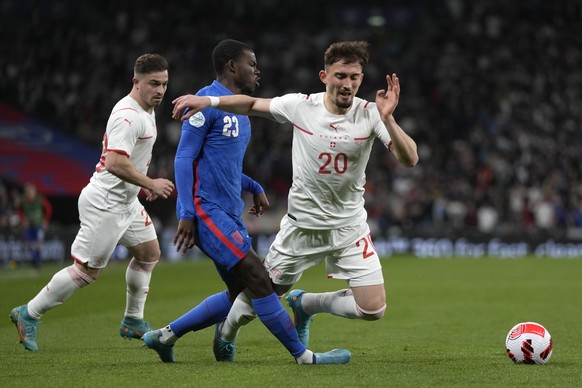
[140,246,161,262]
[72,262,99,284]
[131,241,161,263]
[357,304,387,321]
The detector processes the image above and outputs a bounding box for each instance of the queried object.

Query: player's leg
[142,268,245,362]
[215,284,294,361]
[32,227,45,269]
[231,250,306,358]
[296,281,386,320]
[118,239,159,339]
[257,216,328,346]
[217,215,313,354]
[219,215,335,349]
[10,194,121,351]
[142,286,241,363]
[9,261,96,352]
[25,227,43,269]
[350,283,387,318]
[233,251,309,360]
[218,282,292,341]
[142,208,350,364]
[118,204,161,339]
[286,223,386,346]
[233,250,350,365]
[219,289,255,342]
[208,214,349,364]
[214,288,255,361]
[170,270,244,332]
[142,207,248,362]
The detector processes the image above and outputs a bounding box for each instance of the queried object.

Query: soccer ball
[505,322,553,364]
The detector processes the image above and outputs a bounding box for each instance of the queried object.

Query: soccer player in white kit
[10,54,175,352]
[171,41,419,360]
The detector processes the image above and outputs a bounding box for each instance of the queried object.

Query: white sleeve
[269,93,307,124]
[370,104,392,150]
[106,110,141,156]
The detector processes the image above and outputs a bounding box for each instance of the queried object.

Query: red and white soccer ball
[505,322,553,364]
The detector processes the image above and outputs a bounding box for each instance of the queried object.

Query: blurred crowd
[1,0,581,238]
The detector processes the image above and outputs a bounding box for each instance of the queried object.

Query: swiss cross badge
[330,142,336,148]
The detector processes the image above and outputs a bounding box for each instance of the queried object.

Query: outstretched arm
[172,95,275,121]
[376,73,419,167]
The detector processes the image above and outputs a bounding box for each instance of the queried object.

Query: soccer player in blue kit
[142,39,350,365]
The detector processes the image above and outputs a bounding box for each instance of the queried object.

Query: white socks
[27,265,94,319]
[25,258,157,321]
[300,289,362,319]
[219,289,363,340]
[221,291,257,341]
[295,349,315,364]
[124,258,157,319]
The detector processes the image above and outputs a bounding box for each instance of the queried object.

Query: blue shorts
[195,201,252,279]
[24,227,44,242]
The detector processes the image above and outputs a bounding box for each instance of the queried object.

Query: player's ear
[319,70,327,84]
[227,59,237,73]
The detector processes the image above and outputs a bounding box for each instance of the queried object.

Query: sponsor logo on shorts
[91,256,106,267]
[270,268,283,280]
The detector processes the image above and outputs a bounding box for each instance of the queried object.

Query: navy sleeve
[174,115,207,220]
[241,173,264,195]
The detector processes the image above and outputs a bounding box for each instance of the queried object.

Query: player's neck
[217,78,239,95]
[129,90,154,113]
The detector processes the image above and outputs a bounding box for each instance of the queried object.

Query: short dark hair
[134,54,168,76]
[324,41,369,69]
[212,39,253,75]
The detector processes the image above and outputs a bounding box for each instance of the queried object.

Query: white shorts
[265,215,384,287]
[71,190,157,268]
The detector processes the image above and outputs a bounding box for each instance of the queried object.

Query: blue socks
[167,290,307,359]
[169,291,232,337]
[252,293,306,357]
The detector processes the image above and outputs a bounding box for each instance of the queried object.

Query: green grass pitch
[1,256,581,387]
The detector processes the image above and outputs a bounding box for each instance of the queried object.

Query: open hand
[172,95,211,121]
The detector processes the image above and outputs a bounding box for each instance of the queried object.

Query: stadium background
[1,0,581,263]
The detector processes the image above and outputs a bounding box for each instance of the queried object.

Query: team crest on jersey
[188,112,206,128]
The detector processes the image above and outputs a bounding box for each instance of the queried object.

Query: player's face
[320,61,364,113]
[135,70,169,111]
[233,50,261,95]
[24,183,37,200]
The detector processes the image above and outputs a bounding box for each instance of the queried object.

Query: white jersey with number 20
[87,95,157,212]
[269,92,392,229]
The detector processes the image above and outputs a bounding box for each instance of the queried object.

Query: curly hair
[324,41,369,69]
